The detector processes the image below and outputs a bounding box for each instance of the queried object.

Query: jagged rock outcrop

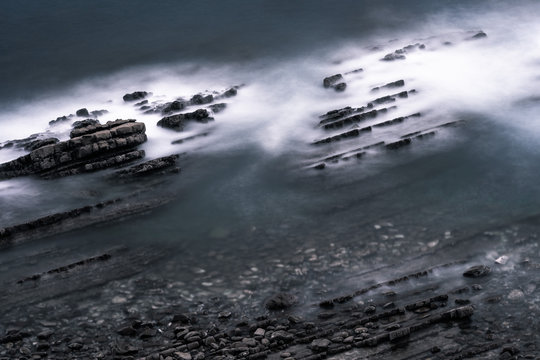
[0,133,59,152]
[49,109,108,126]
[114,154,180,178]
[0,119,147,179]
[123,91,149,102]
[139,86,240,115]
[157,109,212,131]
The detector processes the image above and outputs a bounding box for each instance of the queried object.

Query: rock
[265,293,298,310]
[36,342,50,351]
[123,91,149,102]
[157,109,211,131]
[223,87,238,97]
[209,103,227,113]
[161,100,187,114]
[311,338,331,351]
[1,132,58,151]
[382,53,406,61]
[0,119,147,179]
[68,342,83,350]
[25,137,59,151]
[91,109,108,117]
[495,255,509,265]
[463,265,491,278]
[175,352,192,360]
[49,114,73,126]
[37,330,54,340]
[270,330,294,342]
[371,80,405,92]
[139,328,157,339]
[508,289,524,300]
[190,94,214,105]
[117,326,137,336]
[323,74,344,88]
[364,305,376,314]
[114,154,180,178]
[72,119,100,129]
[218,311,232,319]
[470,31,487,39]
[334,83,347,92]
[76,108,90,117]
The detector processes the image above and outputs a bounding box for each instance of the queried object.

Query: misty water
[1,1,540,358]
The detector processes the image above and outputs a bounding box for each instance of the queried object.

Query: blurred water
[1,0,540,339]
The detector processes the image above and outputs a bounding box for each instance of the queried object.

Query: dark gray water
[1,1,540,358]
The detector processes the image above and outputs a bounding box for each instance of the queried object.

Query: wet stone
[311,338,331,352]
[463,265,491,278]
[265,293,298,311]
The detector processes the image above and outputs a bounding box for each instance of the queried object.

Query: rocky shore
[1,29,539,360]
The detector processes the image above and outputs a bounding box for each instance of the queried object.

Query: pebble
[508,289,525,300]
[112,296,128,304]
[175,352,192,360]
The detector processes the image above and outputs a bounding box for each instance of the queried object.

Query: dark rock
[270,330,294,342]
[311,338,331,352]
[371,80,405,92]
[317,312,336,320]
[463,265,491,278]
[123,91,149,102]
[385,138,412,150]
[223,87,238,97]
[388,327,410,342]
[49,115,73,126]
[364,305,376,314]
[68,342,83,350]
[117,326,137,336]
[501,346,520,355]
[190,94,214,105]
[161,100,187,114]
[157,109,211,131]
[37,330,54,340]
[25,137,59,151]
[1,132,57,151]
[72,118,100,129]
[140,328,157,339]
[323,74,344,88]
[218,311,232,319]
[90,109,108,117]
[334,83,347,92]
[265,293,298,311]
[382,53,406,61]
[470,31,487,39]
[209,103,227,113]
[0,119,147,179]
[114,154,180,178]
[36,342,50,351]
[76,108,90,117]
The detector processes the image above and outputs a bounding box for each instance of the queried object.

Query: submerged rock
[265,293,298,310]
